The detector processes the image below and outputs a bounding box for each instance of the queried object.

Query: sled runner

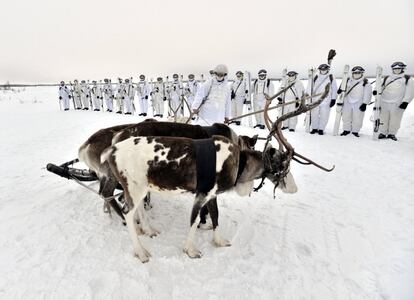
[46,159,98,182]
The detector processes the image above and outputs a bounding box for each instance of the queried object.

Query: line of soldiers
[58,74,199,118]
[58,61,413,140]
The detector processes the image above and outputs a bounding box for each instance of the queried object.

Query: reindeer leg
[136,197,160,238]
[100,176,125,223]
[143,192,153,211]
[207,197,231,247]
[184,194,210,258]
[198,205,212,230]
[124,205,151,263]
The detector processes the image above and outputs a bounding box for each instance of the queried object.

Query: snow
[0,86,413,300]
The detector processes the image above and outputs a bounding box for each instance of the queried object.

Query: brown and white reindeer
[100,85,333,263]
[78,121,257,225]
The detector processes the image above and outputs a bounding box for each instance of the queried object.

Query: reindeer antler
[264,84,335,172]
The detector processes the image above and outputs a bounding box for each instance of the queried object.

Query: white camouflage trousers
[139,97,148,115]
[282,102,298,130]
[253,95,265,125]
[379,102,405,135]
[231,96,245,120]
[153,94,164,115]
[81,95,89,109]
[105,95,113,111]
[311,105,331,131]
[124,96,134,114]
[342,101,365,133]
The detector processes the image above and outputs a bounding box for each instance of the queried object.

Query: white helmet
[214,64,228,76]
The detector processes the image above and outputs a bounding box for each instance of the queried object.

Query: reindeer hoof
[144,227,160,238]
[198,223,213,230]
[135,248,151,263]
[214,238,232,247]
[184,247,203,259]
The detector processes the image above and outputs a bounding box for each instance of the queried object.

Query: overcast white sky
[0,0,413,83]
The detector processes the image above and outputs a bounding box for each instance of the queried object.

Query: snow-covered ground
[0,87,413,300]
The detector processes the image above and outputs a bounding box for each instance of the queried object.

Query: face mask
[215,74,225,82]
[320,70,328,75]
[392,68,403,75]
[352,72,363,79]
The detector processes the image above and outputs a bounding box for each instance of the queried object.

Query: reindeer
[78,121,258,225]
[100,85,333,262]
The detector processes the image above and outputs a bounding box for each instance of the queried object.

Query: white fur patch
[214,140,232,173]
[234,180,254,196]
[280,171,298,194]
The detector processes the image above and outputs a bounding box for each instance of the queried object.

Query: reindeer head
[262,145,298,194]
[259,83,334,195]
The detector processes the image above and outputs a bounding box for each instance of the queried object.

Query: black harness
[193,139,217,194]
[235,151,247,184]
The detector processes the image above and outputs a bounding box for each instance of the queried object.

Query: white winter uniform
[379,73,414,135]
[136,81,151,115]
[279,79,305,130]
[307,73,338,131]
[192,77,231,125]
[102,83,114,111]
[58,85,71,110]
[152,82,167,116]
[124,82,135,114]
[72,82,82,109]
[253,78,274,126]
[91,84,103,110]
[185,80,199,107]
[115,83,126,113]
[342,77,372,133]
[80,82,91,109]
[167,81,183,116]
[231,78,248,119]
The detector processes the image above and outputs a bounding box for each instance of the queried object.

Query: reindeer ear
[250,134,258,147]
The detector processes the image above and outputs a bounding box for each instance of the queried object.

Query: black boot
[143,113,147,116]
[289,129,295,132]
[387,134,398,141]
[236,121,241,126]
[281,126,288,130]
[253,124,261,128]
[318,130,324,135]
[340,130,350,136]
[352,132,360,137]
[310,129,318,134]
[378,133,387,139]
[260,125,265,129]
[116,111,122,114]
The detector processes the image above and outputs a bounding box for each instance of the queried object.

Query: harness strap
[345,80,361,96]
[194,139,217,194]
[235,151,247,184]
